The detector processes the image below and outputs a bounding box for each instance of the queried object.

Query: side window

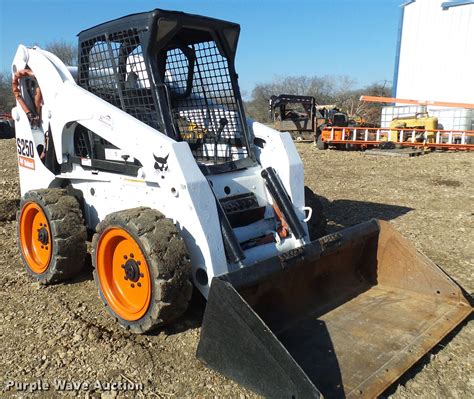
[88,41,118,90]
[79,32,161,131]
[164,41,248,165]
[72,123,141,175]
[165,47,192,97]
[125,46,150,89]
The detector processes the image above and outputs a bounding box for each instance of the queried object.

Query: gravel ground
[0,138,472,398]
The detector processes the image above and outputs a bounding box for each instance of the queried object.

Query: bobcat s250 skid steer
[11,9,471,398]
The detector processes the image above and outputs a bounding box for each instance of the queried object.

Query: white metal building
[393,0,474,103]
[384,0,474,132]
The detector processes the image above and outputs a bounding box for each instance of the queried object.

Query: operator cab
[77,9,255,174]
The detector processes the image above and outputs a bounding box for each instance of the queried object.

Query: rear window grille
[79,30,159,130]
[165,41,248,164]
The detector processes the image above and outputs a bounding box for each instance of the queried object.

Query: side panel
[11,106,55,195]
[61,141,230,299]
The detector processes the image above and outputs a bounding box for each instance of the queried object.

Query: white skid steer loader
[11,9,471,398]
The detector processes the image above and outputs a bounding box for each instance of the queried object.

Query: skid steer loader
[11,9,471,398]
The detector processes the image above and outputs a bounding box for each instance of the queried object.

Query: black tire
[92,207,193,334]
[379,141,396,150]
[345,143,355,151]
[17,189,87,284]
[0,122,11,139]
[316,134,328,150]
[304,186,327,240]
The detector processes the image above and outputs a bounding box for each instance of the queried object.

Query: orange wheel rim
[19,202,52,274]
[96,228,152,321]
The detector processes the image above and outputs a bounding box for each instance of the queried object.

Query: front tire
[17,189,87,284]
[92,208,192,334]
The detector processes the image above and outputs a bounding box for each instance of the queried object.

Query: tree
[0,72,15,114]
[45,40,78,66]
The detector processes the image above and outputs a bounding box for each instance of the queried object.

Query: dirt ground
[0,138,472,398]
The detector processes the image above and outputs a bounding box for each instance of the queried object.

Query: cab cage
[77,9,255,173]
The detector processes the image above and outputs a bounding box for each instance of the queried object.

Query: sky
[0,0,402,97]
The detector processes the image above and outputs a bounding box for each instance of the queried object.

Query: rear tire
[304,186,327,240]
[316,135,328,150]
[92,207,192,334]
[17,189,87,284]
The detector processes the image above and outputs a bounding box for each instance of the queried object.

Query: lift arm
[360,95,474,110]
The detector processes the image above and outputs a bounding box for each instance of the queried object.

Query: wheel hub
[97,227,152,321]
[37,227,49,245]
[123,259,140,282]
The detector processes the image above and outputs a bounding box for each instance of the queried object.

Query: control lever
[214,118,228,164]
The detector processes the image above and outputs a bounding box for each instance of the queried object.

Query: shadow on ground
[317,196,413,232]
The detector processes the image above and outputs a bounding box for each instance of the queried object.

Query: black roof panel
[77,8,239,41]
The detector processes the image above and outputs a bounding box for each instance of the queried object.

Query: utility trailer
[10,9,472,398]
[269,94,325,141]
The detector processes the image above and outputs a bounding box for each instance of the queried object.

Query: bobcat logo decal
[153,153,169,172]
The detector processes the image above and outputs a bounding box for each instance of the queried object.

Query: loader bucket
[197,220,472,398]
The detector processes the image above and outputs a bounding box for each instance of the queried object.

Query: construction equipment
[269,94,325,141]
[0,113,15,139]
[316,109,374,150]
[11,9,471,398]
[388,112,438,142]
[316,109,350,150]
[317,126,474,151]
[268,95,358,147]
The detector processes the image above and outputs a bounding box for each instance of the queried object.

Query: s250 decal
[17,138,36,170]
[17,138,34,158]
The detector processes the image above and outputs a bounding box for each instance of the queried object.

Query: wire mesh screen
[79,30,160,130]
[166,41,248,164]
